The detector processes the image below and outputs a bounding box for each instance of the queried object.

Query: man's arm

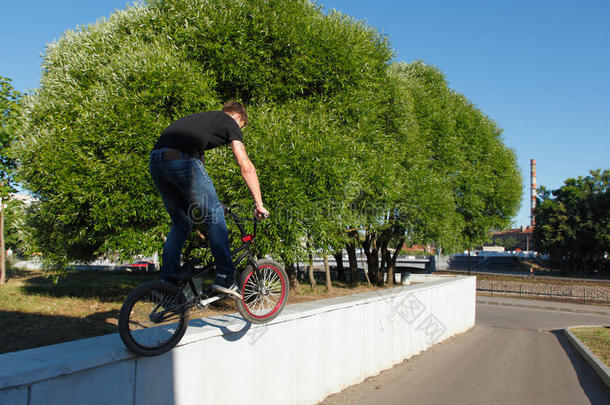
[231,140,269,217]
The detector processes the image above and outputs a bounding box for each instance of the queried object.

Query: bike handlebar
[222,204,265,241]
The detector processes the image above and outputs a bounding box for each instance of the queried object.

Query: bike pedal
[198,295,223,307]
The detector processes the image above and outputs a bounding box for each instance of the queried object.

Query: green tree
[494,235,519,251]
[12,0,393,272]
[534,170,609,275]
[1,76,23,284]
[357,61,522,285]
[400,62,521,251]
[11,0,522,284]
[0,76,21,195]
[4,198,34,256]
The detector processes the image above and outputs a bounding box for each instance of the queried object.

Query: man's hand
[255,204,269,219]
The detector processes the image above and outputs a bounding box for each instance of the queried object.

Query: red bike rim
[242,264,286,319]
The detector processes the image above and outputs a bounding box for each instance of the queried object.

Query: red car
[125,260,156,272]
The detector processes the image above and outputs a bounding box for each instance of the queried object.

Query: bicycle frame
[118,206,286,356]
[179,205,261,304]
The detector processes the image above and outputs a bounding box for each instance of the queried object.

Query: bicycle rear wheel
[118,280,189,356]
[236,259,289,324]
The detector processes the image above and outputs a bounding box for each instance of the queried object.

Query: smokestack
[531,159,537,226]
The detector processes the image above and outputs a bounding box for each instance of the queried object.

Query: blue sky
[1,0,609,227]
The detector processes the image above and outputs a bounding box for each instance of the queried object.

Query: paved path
[320,297,610,405]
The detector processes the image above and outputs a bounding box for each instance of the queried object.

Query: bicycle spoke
[243,268,282,316]
[126,288,185,349]
[238,263,287,321]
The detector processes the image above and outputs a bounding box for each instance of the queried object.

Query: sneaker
[161,263,193,285]
[210,275,242,300]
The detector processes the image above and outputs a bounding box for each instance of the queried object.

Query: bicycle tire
[118,280,189,356]
[236,259,289,324]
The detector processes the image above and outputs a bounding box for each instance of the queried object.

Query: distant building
[401,244,437,255]
[491,226,535,252]
[482,245,505,253]
[10,192,37,206]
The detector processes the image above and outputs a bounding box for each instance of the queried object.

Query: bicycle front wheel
[237,259,289,324]
[118,280,189,356]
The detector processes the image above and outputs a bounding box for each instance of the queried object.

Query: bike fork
[247,255,260,272]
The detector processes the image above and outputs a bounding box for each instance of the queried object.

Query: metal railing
[477,281,610,303]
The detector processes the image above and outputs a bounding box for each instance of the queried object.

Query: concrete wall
[0,275,476,405]
[434,254,451,271]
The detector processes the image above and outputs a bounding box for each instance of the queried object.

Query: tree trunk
[346,243,358,285]
[333,251,345,282]
[362,232,380,284]
[378,231,390,284]
[323,250,333,291]
[384,236,404,286]
[362,251,372,285]
[308,253,317,292]
[367,248,380,284]
[282,257,301,294]
[382,248,393,285]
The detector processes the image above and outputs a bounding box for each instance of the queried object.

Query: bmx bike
[118,205,289,356]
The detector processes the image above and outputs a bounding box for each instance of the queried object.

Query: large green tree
[12,0,522,282]
[354,62,522,284]
[12,0,393,267]
[395,62,522,250]
[534,170,609,275]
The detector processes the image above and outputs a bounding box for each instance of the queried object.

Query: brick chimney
[531,159,537,226]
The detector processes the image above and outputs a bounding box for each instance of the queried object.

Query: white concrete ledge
[564,326,610,388]
[0,275,476,405]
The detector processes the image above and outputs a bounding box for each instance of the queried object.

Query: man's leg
[185,161,239,297]
[149,162,192,281]
[205,205,236,283]
[161,204,192,281]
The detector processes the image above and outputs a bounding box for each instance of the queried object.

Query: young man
[149,102,268,298]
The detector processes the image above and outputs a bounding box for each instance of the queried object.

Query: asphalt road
[320,297,610,405]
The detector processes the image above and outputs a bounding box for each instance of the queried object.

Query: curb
[564,326,610,388]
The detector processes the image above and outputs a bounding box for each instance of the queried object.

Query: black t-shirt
[153,111,243,159]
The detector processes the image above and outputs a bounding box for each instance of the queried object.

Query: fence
[477,280,610,303]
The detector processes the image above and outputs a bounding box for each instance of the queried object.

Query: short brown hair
[221,101,249,126]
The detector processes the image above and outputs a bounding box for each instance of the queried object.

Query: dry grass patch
[570,326,610,367]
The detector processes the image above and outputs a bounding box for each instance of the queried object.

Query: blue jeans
[149,147,235,281]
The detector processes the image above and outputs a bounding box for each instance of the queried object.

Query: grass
[0,267,384,354]
[570,327,610,367]
[0,268,159,354]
